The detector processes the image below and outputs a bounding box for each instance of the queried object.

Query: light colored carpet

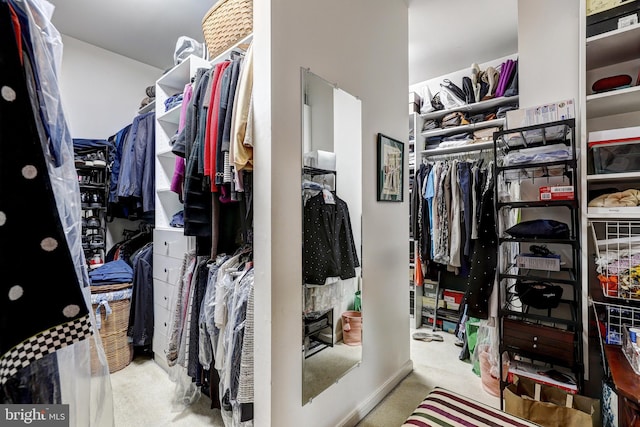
[109,358,224,427]
[110,327,498,426]
[355,327,499,426]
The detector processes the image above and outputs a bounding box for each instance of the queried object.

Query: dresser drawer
[154,304,172,338]
[153,279,174,311]
[153,229,189,259]
[502,318,575,365]
[153,254,183,285]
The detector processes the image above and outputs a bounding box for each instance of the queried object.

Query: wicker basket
[90,283,133,374]
[342,311,362,346]
[202,0,253,58]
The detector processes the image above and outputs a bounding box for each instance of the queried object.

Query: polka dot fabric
[465,185,497,319]
[0,7,90,385]
[303,193,360,285]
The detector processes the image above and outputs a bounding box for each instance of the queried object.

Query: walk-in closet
[3,0,634,426]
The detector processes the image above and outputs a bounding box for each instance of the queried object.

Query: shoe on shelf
[80,191,90,208]
[81,235,89,251]
[88,252,104,269]
[86,216,101,229]
[92,151,107,167]
[89,192,103,208]
[89,234,105,249]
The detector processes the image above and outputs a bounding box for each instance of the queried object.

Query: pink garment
[170,83,194,199]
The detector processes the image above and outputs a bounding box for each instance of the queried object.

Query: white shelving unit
[580,9,640,381]
[152,37,253,371]
[152,54,210,370]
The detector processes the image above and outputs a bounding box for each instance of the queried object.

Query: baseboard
[337,359,414,427]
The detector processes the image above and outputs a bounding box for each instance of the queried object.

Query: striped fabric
[402,388,540,427]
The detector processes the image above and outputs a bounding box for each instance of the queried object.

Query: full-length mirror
[301,69,362,404]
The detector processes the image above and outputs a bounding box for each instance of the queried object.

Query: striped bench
[402,388,540,427]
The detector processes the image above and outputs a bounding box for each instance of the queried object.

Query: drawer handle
[533,344,537,349]
[164,241,168,246]
[533,336,538,342]
[164,322,167,327]
[164,296,168,300]
[164,268,167,273]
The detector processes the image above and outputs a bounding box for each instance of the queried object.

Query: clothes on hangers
[0,2,100,415]
[303,193,360,285]
[127,242,154,347]
[167,247,254,424]
[419,156,493,278]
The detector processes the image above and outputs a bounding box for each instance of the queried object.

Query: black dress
[464,181,497,319]
[0,3,91,389]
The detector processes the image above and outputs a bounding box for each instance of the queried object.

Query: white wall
[58,35,162,247]
[517,1,580,109]
[254,0,410,425]
[59,35,162,138]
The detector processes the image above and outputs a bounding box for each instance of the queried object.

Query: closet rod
[420,141,495,158]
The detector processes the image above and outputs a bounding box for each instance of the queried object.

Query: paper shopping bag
[504,375,601,427]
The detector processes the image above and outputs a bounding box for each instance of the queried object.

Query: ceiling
[48,0,518,82]
[48,0,214,71]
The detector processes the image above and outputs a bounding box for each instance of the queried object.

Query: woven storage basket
[90,283,133,374]
[202,0,252,58]
[342,311,362,346]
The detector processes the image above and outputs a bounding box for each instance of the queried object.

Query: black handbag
[462,76,476,104]
[515,280,563,309]
[431,92,444,111]
[441,79,466,103]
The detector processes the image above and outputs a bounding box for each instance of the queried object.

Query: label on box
[539,185,574,201]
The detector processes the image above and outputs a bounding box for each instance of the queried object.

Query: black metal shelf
[498,266,578,285]
[500,306,579,328]
[494,118,583,405]
[302,166,336,176]
[495,158,577,172]
[497,199,578,209]
[79,183,106,190]
[499,236,578,246]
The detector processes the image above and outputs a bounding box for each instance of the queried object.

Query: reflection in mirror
[301,68,363,404]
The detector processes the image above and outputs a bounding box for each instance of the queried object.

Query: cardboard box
[539,185,574,201]
[506,99,575,129]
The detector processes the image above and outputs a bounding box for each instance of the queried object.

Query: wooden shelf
[586,23,640,71]
[586,85,640,119]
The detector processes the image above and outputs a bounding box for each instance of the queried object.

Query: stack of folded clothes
[88,259,133,285]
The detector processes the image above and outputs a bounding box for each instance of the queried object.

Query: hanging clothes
[0,2,112,425]
[303,193,360,285]
[464,165,497,319]
[127,242,154,347]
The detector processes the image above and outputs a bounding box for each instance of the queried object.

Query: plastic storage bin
[590,140,640,174]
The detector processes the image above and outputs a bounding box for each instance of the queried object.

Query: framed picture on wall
[376,133,404,202]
